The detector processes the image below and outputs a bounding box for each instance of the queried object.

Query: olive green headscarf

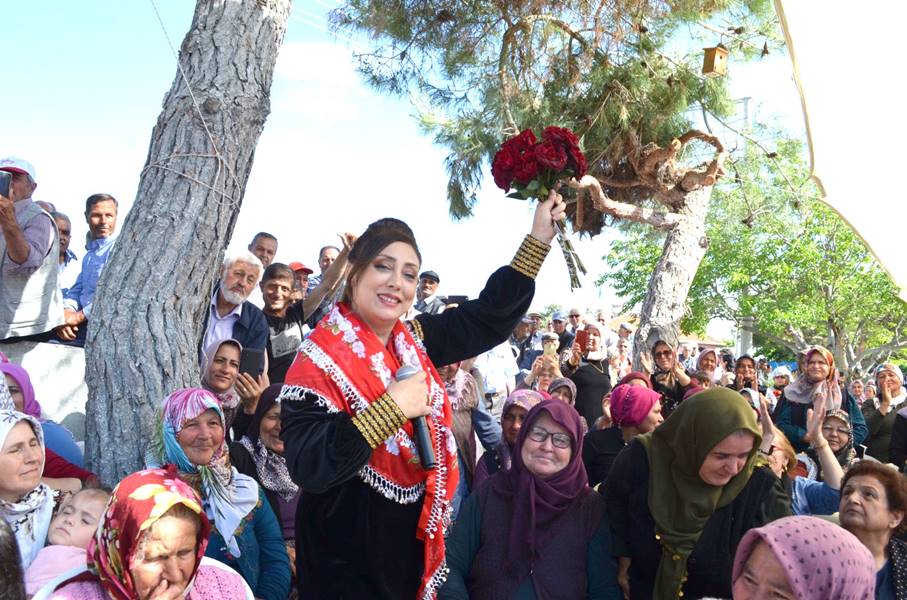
[636,387,762,598]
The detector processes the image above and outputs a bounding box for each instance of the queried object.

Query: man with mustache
[56,194,119,345]
[202,250,268,353]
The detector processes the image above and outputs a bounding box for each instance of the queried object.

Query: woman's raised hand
[386,371,431,419]
[803,404,827,445]
[757,396,775,450]
[530,188,566,244]
[236,372,266,413]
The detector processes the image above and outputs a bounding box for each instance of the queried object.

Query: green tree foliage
[332,0,780,220]
[604,135,907,374]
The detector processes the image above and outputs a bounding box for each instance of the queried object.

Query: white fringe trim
[358,464,425,504]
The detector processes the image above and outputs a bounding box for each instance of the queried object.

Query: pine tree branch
[498,14,592,134]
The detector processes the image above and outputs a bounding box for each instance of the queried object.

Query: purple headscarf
[547,377,577,405]
[609,383,661,427]
[733,515,875,599]
[493,400,590,574]
[0,363,41,418]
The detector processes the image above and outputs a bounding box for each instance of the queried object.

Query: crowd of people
[1,156,906,599]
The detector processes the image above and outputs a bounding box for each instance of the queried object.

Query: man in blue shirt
[56,193,118,345]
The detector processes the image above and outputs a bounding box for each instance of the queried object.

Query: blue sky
[4,1,804,325]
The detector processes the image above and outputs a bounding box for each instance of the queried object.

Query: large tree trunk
[633,186,713,367]
[84,0,292,484]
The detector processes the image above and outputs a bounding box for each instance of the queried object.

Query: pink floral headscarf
[82,467,211,600]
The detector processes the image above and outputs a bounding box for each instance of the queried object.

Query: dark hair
[319,245,341,260]
[84,193,117,214]
[842,461,907,534]
[340,218,421,306]
[0,518,25,599]
[252,232,277,245]
[690,370,711,384]
[262,262,295,284]
[50,211,70,223]
[736,354,756,370]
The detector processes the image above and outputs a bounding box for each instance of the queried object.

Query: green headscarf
[637,387,762,598]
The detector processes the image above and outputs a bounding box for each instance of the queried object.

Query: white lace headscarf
[0,410,53,568]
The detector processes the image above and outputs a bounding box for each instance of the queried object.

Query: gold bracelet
[352,413,380,448]
[407,318,424,342]
[368,401,395,433]
[376,393,408,428]
[510,235,550,280]
[812,440,829,452]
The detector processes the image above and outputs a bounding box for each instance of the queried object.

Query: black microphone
[395,364,437,470]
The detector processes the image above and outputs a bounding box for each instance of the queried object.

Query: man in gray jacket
[0,157,64,340]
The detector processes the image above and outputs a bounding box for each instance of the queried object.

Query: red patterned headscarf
[84,466,211,600]
[282,302,458,599]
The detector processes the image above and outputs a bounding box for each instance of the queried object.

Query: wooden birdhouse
[702,44,729,77]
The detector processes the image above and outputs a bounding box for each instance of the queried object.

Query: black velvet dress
[280,265,534,600]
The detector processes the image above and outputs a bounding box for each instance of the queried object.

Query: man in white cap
[0,157,64,340]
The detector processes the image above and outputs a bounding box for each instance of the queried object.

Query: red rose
[542,126,586,178]
[541,126,579,147]
[491,148,518,190]
[503,129,537,153]
[512,147,538,185]
[535,140,568,171]
[493,129,539,190]
[568,145,587,178]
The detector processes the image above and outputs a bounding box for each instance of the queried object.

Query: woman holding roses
[279,193,564,599]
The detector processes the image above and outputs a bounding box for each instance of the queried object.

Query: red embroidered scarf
[284,302,458,599]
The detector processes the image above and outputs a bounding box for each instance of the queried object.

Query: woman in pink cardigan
[33,467,251,600]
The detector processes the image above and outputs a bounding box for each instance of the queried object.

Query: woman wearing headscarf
[775,345,868,453]
[441,401,620,599]
[732,515,875,599]
[798,408,860,482]
[0,410,55,569]
[1,362,83,467]
[582,383,663,488]
[228,384,300,551]
[694,348,727,386]
[852,379,867,405]
[766,364,792,413]
[839,460,907,599]
[39,467,252,600]
[437,361,501,521]
[864,363,907,463]
[473,390,546,491]
[756,399,843,516]
[563,322,612,428]
[604,387,791,599]
[647,340,691,417]
[200,339,266,442]
[148,388,290,600]
[279,197,564,599]
[0,380,96,491]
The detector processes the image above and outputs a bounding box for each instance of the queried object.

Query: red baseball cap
[288,261,313,274]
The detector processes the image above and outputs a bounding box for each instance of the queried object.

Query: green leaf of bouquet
[526,180,539,191]
[507,192,526,199]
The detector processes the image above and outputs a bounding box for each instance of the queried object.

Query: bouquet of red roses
[491,126,588,289]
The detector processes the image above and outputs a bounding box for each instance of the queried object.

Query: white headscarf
[0,410,54,569]
[695,348,725,385]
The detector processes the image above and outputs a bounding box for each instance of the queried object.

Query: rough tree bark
[84,0,292,484]
[570,131,725,370]
[632,186,713,362]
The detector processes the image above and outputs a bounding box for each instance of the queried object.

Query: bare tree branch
[568,175,683,230]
